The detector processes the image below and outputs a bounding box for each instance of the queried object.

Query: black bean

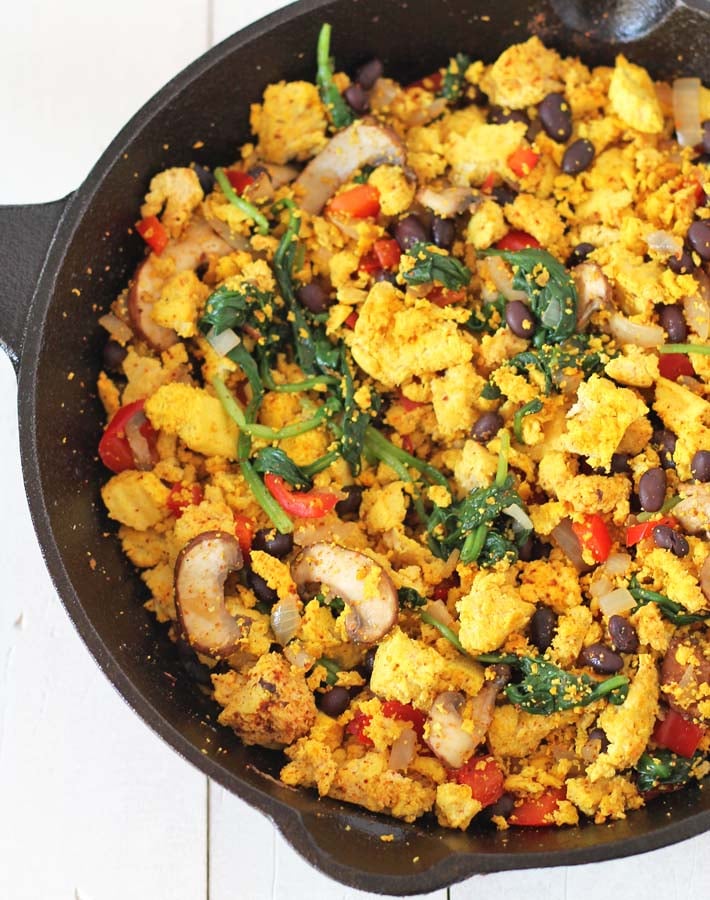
[487,792,515,818]
[653,429,677,470]
[491,184,518,207]
[344,82,370,114]
[566,242,595,268]
[102,339,127,372]
[355,58,384,91]
[610,452,631,475]
[668,248,695,275]
[488,106,529,126]
[248,570,278,606]
[688,220,710,261]
[335,484,364,517]
[297,281,332,314]
[691,449,710,483]
[431,216,456,249]
[562,138,595,175]
[530,606,557,652]
[392,214,429,251]
[538,92,572,142]
[193,164,215,194]
[653,525,690,558]
[175,638,213,687]
[252,528,294,559]
[317,686,351,717]
[658,304,688,343]
[638,466,666,512]
[525,118,543,143]
[587,727,609,753]
[702,120,710,156]
[518,536,550,562]
[471,411,503,443]
[608,615,639,653]
[359,647,378,681]
[505,299,536,338]
[579,643,623,674]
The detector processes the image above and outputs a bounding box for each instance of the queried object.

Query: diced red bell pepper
[653,708,706,758]
[359,238,402,274]
[382,700,427,742]
[401,434,415,454]
[346,711,373,746]
[233,514,255,557]
[358,251,380,274]
[225,169,255,194]
[136,215,169,255]
[481,172,497,194]
[507,147,540,178]
[264,474,338,518]
[407,71,443,92]
[659,353,695,381]
[166,482,204,518]
[428,286,467,307]
[344,311,359,329]
[432,575,458,603]
[98,399,158,474]
[327,184,381,219]
[571,513,612,563]
[495,229,541,251]
[452,755,506,807]
[397,391,427,412]
[508,787,566,826]
[625,516,678,547]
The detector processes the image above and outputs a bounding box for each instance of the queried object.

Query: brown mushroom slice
[425,691,477,769]
[672,484,710,535]
[661,631,710,723]
[416,184,477,218]
[290,542,397,643]
[128,216,233,350]
[571,262,613,330]
[293,120,405,215]
[174,530,247,657]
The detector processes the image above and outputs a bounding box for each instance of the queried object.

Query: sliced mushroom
[661,631,710,723]
[290,542,397,643]
[174,530,247,657]
[293,119,405,215]
[416,184,477,219]
[672,484,710,535]
[571,262,612,330]
[425,691,477,769]
[128,216,233,350]
[466,665,511,748]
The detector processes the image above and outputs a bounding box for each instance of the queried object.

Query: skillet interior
[18,0,710,893]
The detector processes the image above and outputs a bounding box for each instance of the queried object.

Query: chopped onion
[603,552,631,576]
[426,691,476,768]
[590,574,613,599]
[503,503,533,533]
[440,547,461,580]
[206,326,241,357]
[270,595,301,645]
[599,587,636,617]
[283,643,314,670]
[678,663,696,692]
[551,518,588,571]
[540,296,562,328]
[124,412,153,470]
[388,726,417,771]
[645,230,683,256]
[673,78,703,148]
[98,312,133,344]
[416,185,476,218]
[684,290,710,341]
[481,255,527,302]
[423,599,455,627]
[465,672,508,749]
[608,312,664,348]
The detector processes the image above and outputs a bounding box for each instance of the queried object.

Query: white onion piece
[551,518,587,571]
[416,185,476,218]
[124,411,154,470]
[425,691,476,769]
[423,599,455,627]
[604,552,632,576]
[206,326,241,357]
[465,671,508,749]
[368,77,399,112]
[572,262,612,330]
[608,312,664,348]
[404,96,449,127]
[678,662,696,692]
[440,548,461,580]
[270,595,302,645]
[264,162,299,189]
[684,291,710,340]
[645,230,683,256]
[599,587,637,617]
[673,78,703,148]
[590,574,613,599]
[481,255,527,302]
[701,554,710,603]
[503,503,533,532]
[388,726,417,771]
[98,312,133,345]
[283,643,314,670]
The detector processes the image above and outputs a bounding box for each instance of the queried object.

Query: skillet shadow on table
[20,0,710,893]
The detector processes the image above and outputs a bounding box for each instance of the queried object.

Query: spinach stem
[214,167,270,235]
[240,458,293,533]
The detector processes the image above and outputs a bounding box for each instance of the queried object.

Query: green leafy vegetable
[628,576,710,625]
[314,656,341,686]
[402,241,471,291]
[316,23,354,129]
[480,381,502,400]
[398,587,427,610]
[659,343,710,356]
[506,334,607,396]
[316,592,345,616]
[482,248,577,343]
[441,53,471,103]
[352,164,375,184]
[252,448,313,491]
[635,750,701,793]
[239,458,293,534]
[513,398,543,442]
[467,295,506,334]
[419,610,468,655]
[214,167,270,235]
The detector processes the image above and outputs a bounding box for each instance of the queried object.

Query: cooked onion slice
[416,185,476,218]
[572,262,612,330]
[206,326,241,357]
[174,531,246,657]
[599,587,636,617]
[425,691,477,769]
[98,312,133,345]
[388,726,417,771]
[294,120,405,214]
[645,230,683,256]
[673,78,703,148]
[480,255,528,302]
[608,311,664,348]
[291,542,398,643]
[551,518,588,571]
[270,595,302,646]
[466,665,510,749]
[124,411,154,471]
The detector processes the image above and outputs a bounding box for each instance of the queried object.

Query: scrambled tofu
[145,383,239,459]
[250,81,328,164]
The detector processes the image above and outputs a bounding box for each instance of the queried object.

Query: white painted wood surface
[1,2,708,898]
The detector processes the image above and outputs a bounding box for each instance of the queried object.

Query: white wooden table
[1,2,708,897]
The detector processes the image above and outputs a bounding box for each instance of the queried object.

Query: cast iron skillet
[0,0,709,893]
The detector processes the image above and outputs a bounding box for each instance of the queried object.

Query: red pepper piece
[428,286,467,307]
[625,515,678,547]
[452,755,506,807]
[495,229,541,251]
[382,700,427,742]
[481,171,497,194]
[166,482,204,518]
[653,708,706,758]
[136,215,169,255]
[571,513,612,563]
[407,71,443,92]
[346,711,373,746]
[344,311,359,329]
[508,787,566,826]
[327,184,381,219]
[507,147,540,178]
[264,474,338,518]
[397,391,427,413]
[233,514,255,557]
[98,399,158,474]
[225,169,255,194]
[659,353,695,380]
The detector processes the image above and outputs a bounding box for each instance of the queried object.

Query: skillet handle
[0,197,69,372]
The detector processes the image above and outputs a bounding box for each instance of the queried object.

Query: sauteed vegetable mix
[97,26,710,830]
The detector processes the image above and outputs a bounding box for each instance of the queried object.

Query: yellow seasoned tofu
[250,81,328,164]
[145,383,239,459]
[457,570,535,655]
[480,37,564,108]
[608,56,664,134]
[446,121,527,185]
[435,782,482,830]
[367,165,415,216]
[152,270,210,338]
[101,470,170,531]
[140,167,203,239]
